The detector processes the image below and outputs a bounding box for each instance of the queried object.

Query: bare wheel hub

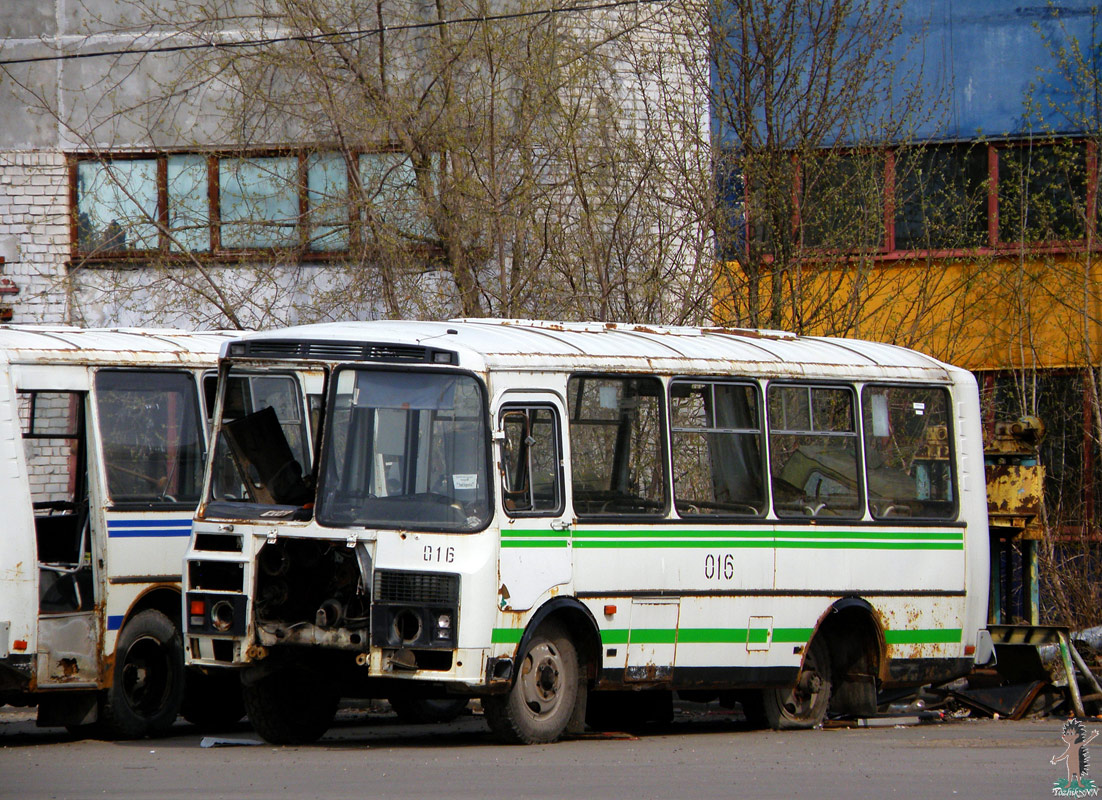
[520,642,563,715]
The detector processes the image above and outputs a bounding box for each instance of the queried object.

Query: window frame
[668,377,768,519]
[860,382,959,523]
[734,137,1099,262]
[69,148,437,264]
[93,368,206,510]
[765,381,865,521]
[567,372,670,521]
[498,402,565,518]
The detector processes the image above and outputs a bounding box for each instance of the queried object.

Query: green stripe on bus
[601,627,815,645]
[491,628,524,644]
[499,626,956,647]
[573,533,960,544]
[500,540,569,548]
[573,539,962,550]
[885,628,962,644]
[572,529,775,539]
[502,529,571,538]
[501,528,962,550]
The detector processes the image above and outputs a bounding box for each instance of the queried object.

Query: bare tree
[2,0,718,328]
[707,0,988,347]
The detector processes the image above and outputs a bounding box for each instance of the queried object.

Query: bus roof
[230,319,963,382]
[0,326,237,368]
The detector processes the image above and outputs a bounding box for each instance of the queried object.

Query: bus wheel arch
[816,597,886,719]
[486,598,599,744]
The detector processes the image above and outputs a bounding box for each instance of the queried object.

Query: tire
[761,636,832,730]
[736,690,768,728]
[181,669,246,731]
[242,668,338,745]
[99,609,186,739]
[388,696,469,724]
[484,623,580,744]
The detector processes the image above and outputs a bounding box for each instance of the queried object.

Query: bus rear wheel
[762,636,832,730]
[242,667,337,745]
[485,623,579,744]
[99,609,186,739]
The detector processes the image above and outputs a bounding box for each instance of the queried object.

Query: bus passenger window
[95,371,205,505]
[500,406,563,516]
[568,375,666,517]
[670,381,765,516]
[767,385,861,519]
[862,385,956,520]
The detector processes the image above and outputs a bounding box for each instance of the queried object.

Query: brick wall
[0,151,70,324]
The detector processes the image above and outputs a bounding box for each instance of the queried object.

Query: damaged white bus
[0,326,239,737]
[185,320,992,744]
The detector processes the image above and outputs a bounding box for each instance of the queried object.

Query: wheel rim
[121,634,172,716]
[518,640,564,718]
[778,645,826,722]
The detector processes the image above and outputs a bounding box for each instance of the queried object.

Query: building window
[996,141,1087,245]
[359,152,429,240]
[166,154,211,252]
[219,157,299,249]
[800,152,885,251]
[731,136,1096,260]
[71,149,434,262]
[894,143,988,250]
[76,159,159,254]
[307,153,350,252]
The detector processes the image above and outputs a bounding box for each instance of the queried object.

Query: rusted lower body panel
[36,613,99,686]
[595,665,798,691]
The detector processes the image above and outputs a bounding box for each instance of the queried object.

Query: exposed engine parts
[254,539,371,632]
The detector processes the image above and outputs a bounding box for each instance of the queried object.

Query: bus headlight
[211,600,236,632]
[434,613,453,640]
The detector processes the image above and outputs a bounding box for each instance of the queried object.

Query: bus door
[17,377,99,688]
[496,394,569,611]
[93,370,206,605]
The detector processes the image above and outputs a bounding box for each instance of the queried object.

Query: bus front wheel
[242,667,338,745]
[762,635,832,730]
[485,623,580,744]
[99,609,186,739]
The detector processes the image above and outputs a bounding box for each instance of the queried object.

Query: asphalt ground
[0,700,1084,800]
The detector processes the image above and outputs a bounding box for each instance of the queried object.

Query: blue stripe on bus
[107,615,124,631]
[107,519,191,538]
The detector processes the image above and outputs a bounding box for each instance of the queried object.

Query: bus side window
[567,375,667,517]
[862,385,956,520]
[500,406,563,516]
[670,380,766,517]
[767,384,862,519]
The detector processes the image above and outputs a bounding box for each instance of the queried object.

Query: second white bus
[185,320,992,743]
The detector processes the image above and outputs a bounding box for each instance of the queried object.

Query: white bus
[0,326,239,737]
[185,319,992,744]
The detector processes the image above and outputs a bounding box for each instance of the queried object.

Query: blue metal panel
[713,0,1102,145]
[900,0,1101,139]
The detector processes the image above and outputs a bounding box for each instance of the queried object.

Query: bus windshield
[205,370,313,515]
[317,368,490,531]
